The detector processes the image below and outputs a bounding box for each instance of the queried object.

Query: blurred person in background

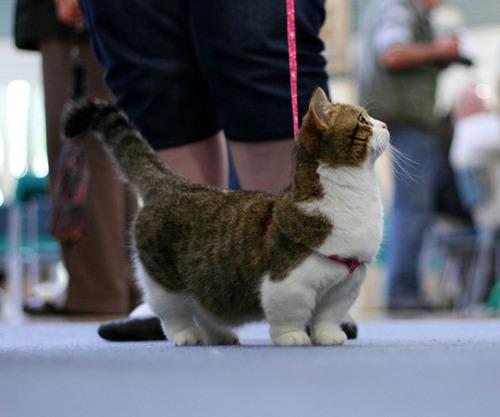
[357,0,470,310]
[15,0,140,314]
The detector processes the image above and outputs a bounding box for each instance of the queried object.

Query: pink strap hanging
[286,0,299,139]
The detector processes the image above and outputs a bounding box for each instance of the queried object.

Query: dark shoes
[23,299,78,316]
[98,316,359,342]
[341,321,358,340]
[387,295,436,312]
[23,298,124,316]
[98,316,166,341]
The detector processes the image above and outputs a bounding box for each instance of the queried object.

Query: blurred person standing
[450,86,500,230]
[14,0,139,314]
[76,0,344,340]
[357,0,466,310]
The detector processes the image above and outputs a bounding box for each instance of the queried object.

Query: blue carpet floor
[1,320,499,417]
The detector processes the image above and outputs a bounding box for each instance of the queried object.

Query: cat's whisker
[388,147,420,183]
[361,96,376,111]
[392,158,418,179]
[388,146,419,175]
[391,158,419,182]
[388,144,418,166]
[391,151,418,169]
[362,103,375,114]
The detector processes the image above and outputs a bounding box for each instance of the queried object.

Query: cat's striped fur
[65,88,389,346]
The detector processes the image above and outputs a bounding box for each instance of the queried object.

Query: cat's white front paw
[312,325,347,346]
[272,331,312,346]
[171,328,205,346]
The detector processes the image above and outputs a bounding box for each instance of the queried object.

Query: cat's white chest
[299,163,383,262]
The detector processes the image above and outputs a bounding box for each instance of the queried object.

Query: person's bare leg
[158,131,229,188]
[229,139,294,193]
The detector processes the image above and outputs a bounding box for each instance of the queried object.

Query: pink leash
[286,2,362,274]
[286,0,299,139]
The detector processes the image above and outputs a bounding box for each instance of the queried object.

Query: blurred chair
[427,165,500,310]
[1,175,61,321]
[427,221,476,309]
[456,168,500,306]
[454,168,500,308]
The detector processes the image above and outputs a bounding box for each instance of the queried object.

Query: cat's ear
[308,87,330,131]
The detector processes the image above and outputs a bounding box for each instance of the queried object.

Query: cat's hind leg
[311,265,366,346]
[194,309,240,346]
[135,261,204,346]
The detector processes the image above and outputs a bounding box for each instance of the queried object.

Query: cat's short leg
[153,292,205,346]
[136,261,204,346]
[311,265,366,346]
[194,310,240,346]
[262,273,316,346]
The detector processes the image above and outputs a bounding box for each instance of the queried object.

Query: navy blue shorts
[80,0,328,150]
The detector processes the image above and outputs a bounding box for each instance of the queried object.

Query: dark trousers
[79,0,328,149]
[387,127,438,300]
[41,39,140,313]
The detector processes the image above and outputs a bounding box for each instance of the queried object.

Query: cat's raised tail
[64,100,189,201]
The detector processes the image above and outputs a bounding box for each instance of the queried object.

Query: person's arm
[382,36,460,71]
[372,4,460,72]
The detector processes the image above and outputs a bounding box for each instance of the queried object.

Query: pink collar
[328,255,362,274]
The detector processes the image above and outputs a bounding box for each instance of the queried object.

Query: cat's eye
[358,114,368,124]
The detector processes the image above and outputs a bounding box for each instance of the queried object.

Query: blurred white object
[450,111,500,230]
[130,303,155,318]
[458,32,475,64]
[451,113,500,169]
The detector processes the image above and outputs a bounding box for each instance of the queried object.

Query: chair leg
[467,230,495,307]
[26,200,40,295]
[494,235,500,283]
[440,256,463,307]
[5,205,24,322]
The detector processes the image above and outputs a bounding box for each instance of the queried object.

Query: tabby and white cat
[65,88,389,346]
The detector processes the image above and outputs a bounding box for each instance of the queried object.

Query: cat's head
[299,88,389,167]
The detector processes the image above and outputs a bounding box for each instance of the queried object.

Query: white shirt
[450,112,500,169]
[450,112,500,229]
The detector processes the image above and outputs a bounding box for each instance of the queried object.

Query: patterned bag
[50,33,90,244]
[50,136,90,244]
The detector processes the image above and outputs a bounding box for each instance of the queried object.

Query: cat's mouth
[368,117,390,158]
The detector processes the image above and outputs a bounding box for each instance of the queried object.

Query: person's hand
[434,36,460,62]
[54,0,84,28]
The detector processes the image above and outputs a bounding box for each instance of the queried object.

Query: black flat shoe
[23,299,92,316]
[341,321,358,340]
[387,296,437,312]
[98,316,167,341]
[98,315,359,342]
